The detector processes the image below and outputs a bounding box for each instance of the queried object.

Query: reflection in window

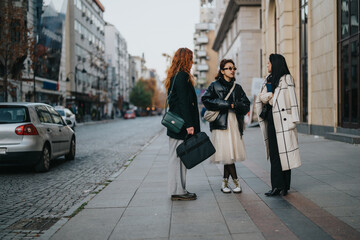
[300,0,308,122]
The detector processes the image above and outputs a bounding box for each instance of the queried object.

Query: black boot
[265,188,281,196]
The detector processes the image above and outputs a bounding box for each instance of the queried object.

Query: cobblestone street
[0,116,163,239]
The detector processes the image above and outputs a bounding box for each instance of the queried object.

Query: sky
[101,0,200,80]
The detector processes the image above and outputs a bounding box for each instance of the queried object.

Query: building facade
[0,0,63,104]
[66,0,107,120]
[193,0,218,88]
[105,23,130,116]
[261,0,359,140]
[213,0,262,97]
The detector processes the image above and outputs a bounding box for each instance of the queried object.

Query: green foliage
[129,80,152,108]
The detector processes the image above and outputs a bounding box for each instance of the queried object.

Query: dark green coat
[167,71,200,140]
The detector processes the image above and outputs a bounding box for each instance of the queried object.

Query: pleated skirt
[210,112,246,164]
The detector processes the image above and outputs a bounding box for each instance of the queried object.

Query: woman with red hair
[164,48,200,201]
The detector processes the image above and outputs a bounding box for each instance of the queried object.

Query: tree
[129,80,152,108]
[0,1,32,102]
[142,78,157,106]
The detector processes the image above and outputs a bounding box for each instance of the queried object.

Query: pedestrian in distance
[202,59,250,193]
[255,53,302,197]
[164,47,200,201]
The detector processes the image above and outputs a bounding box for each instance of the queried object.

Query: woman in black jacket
[164,48,200,201]
[202,59,250,193]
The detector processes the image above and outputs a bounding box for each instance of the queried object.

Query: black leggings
[223,163,238,180]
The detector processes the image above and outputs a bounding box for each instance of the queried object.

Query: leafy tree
[0,1,32,101]
[129,80,152,108]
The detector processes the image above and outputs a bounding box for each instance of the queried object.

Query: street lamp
[75,65,87,105]
[66,65,87,109]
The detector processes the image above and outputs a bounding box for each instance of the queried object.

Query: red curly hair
[164,48,194,90]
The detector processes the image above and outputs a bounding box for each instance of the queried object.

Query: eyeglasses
[223,67,237,71]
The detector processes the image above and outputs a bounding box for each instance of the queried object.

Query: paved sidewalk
[48,126,360,240]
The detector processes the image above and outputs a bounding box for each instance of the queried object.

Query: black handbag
[259,104,271,120]
[161,73,185,133]
[176,132,216,169]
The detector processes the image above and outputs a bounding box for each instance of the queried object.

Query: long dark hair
[215,59,235,79]
[267,54,290,92]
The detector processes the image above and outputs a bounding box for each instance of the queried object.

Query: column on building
[212,0,261,97]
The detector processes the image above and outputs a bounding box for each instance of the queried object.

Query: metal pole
[33,64,36,102]
[75,67,77,108]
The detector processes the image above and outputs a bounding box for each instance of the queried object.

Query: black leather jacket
[201,77,250,135]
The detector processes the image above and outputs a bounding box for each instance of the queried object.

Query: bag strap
[224,82,236,100]
[164,72,179,113]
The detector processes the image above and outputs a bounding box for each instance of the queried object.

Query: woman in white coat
[256,54,301,197]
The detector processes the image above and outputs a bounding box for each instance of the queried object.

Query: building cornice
[212,0,260,51]
[93,0,105,12]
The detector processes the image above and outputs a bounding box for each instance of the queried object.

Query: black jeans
[267,107,291,190]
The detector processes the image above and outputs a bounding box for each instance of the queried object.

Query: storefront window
[300,0,308,122]
[339,0,360,128]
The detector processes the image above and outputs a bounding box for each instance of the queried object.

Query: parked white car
[0,103,76,172]
[54,106,76,130]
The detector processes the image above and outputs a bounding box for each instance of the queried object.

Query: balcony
[196,36,208,44]
[197,64,209,71]
[196,50,207,58]
[195,23,215,31]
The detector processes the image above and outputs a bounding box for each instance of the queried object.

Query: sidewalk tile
[109,214,170,240]
[170,222,229,237]
[51,208,123,240]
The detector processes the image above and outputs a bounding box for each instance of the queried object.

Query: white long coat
[255,74,301,171]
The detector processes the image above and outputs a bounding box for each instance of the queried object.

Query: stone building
[261,0,359,142]
[213,0,262,97]
[194,0,218,88]
[105,23,130,115]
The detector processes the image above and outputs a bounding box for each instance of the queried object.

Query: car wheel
[35,144,51,172]
[65,137,75,161]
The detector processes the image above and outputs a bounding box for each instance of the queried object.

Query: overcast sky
[100,0,200,80]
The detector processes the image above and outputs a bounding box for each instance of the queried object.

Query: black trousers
[267,108,291,190]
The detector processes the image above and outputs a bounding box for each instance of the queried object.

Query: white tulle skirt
[210,112,246,164]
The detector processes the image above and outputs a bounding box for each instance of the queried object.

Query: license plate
[0,148,7,155]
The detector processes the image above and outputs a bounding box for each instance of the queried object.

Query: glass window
[351,40,358,122]
[0,106,29,123]
[341,0,349,38]
[350,0,358,35]
[300,0,308,122]
[47,107,64,125]
[56,109,65,116]
[36,106,53,124]
[339,0,360,128]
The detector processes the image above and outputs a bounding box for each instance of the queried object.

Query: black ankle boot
[265,188,281,196]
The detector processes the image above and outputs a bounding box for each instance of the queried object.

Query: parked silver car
[0,103,76,172]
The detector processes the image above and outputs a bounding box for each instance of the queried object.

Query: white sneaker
[221,179,231,193]
[232,179,242,193]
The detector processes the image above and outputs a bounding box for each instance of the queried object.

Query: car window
[47,106,64,125]
[56,109,65,116]
[35,106,53,124]
[0,106,29,123]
